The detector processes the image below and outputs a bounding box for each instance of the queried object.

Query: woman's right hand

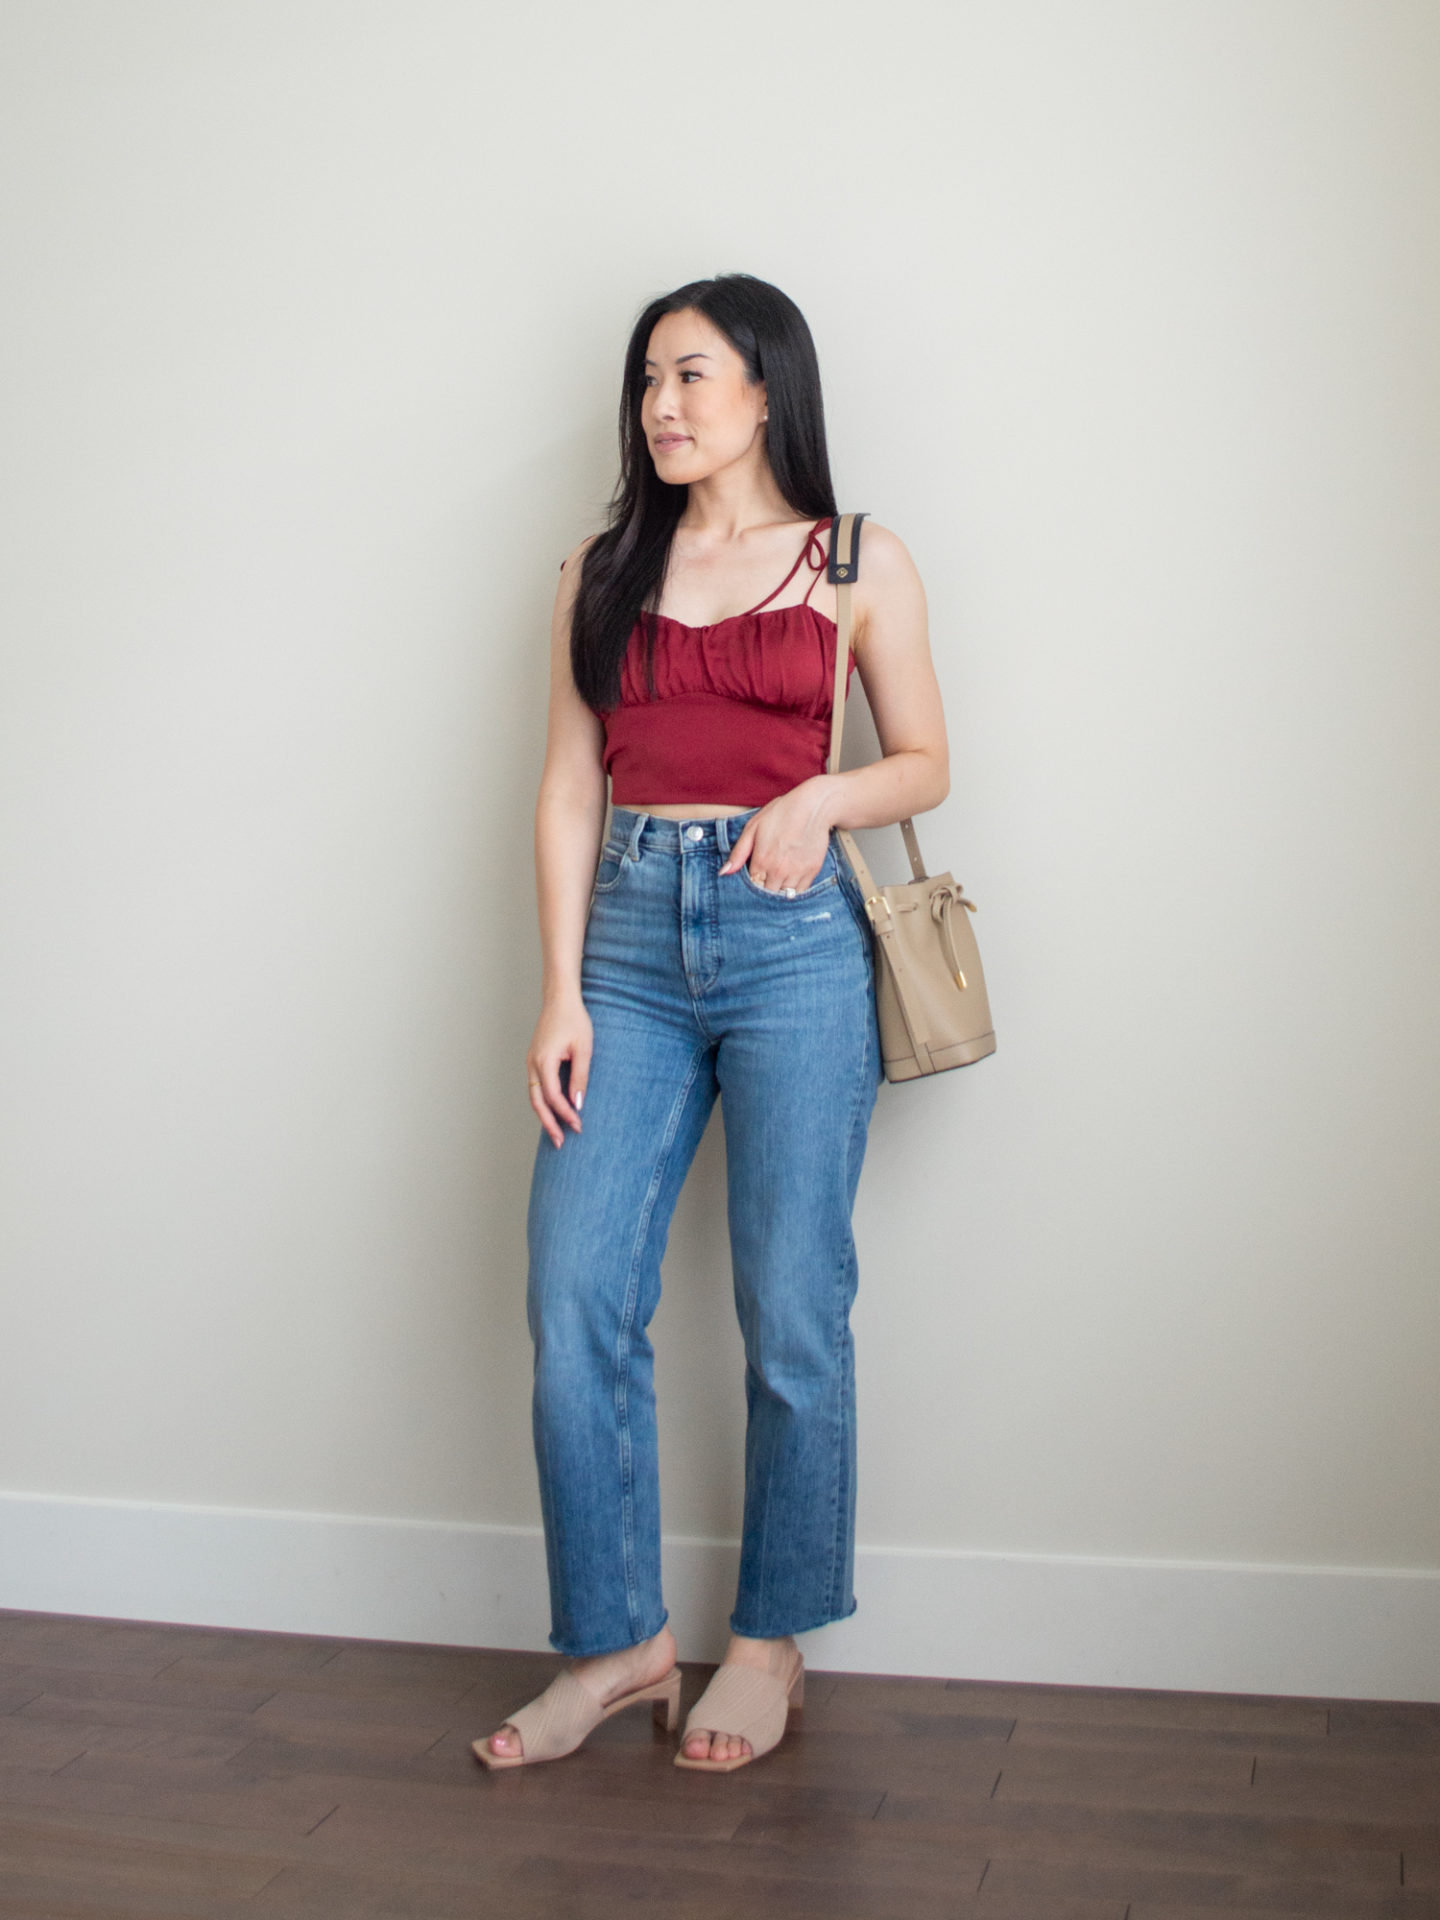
[527,993,592,1148]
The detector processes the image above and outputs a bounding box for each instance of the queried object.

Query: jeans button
[687,825,704,841]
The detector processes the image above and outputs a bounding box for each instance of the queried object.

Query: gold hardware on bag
[956,971,967,990]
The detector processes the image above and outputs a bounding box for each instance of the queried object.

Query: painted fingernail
[574,1090,584,1111]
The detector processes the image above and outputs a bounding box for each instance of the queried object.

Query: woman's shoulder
[554,532,604,622]
[840,519,927,656]
[845,517,917,587]
[558,530,603,575]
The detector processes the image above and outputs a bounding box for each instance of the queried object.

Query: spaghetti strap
[742,517,832,617]
[800,520,831,607]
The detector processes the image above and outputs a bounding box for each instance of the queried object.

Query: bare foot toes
[486,1723,523,1759]
[683,1729,752,1764]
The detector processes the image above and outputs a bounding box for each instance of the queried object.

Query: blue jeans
[526,805,882,1657]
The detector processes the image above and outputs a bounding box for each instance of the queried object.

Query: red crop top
[599,516,857,807]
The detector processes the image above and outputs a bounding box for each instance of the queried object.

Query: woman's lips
[653,435,690,451]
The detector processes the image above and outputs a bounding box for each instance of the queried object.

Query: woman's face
[640,308,769,486]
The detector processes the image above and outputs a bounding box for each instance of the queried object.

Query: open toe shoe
[472,1665,682,1770]
[673,1657,805,1773]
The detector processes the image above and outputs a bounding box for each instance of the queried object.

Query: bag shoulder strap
[825,512,928,884]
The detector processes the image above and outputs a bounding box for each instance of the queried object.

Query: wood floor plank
[0,1661,278,1716]
[1129,1904,1440,1920]
[203,1719,450,1767]
[981,1849,1407,1913]
[13,1693,276,1743]
[793,1695,1015,1743]
[254,1688,471,1738]
[308,1642,494,1689]
[1327,1723,1440,1759]
[875,1794,1416,1868]
[0,1613,328,1679]
[0,1875,241,1919]
[1250,1755,1440,1823]
[505,1849,1047,1920]
[729,1804,989,1859]
[283,1806,989,1906]
[163,1811,975,1910]
[991,1743,1257,1811]
[300,1759,751,1840]
[319,1816,984,1902]
[952,1903,1126,1920]
[944,1679,1330,1738]
[499,1853,776,1920]
[0,1615,199,1675]
[1006,1715,1328,1759]
[0,1813,278,1899]
[507,1846,1009,1919]
[825,1673,1004,1715]
[1330,1703,1440,1746]
[0,1764,341,1836]
[0,1719,93,1773]
[219,1856,526,1918]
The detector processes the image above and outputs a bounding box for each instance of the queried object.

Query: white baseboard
[2,1490,1437,1701]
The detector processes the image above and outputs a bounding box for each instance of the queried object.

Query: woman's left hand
[719,778,835,894]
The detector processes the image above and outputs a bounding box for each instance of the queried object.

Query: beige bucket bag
[827,512,997,1081]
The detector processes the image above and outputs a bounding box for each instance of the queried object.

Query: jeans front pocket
[591,840,629,895]
[736,842,840,904]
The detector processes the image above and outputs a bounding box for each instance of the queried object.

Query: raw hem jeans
[526,806,882,1657]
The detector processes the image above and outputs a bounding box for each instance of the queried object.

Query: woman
[475,274,948,1773]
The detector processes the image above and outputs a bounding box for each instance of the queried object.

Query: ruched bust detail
[601,604,857,808]
[621,605,848,715]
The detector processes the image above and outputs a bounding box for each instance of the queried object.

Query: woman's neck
[679,452,800,541]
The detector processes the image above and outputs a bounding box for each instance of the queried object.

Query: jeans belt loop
[721,808,755,857]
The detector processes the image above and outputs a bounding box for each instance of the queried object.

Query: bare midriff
[624,801,753,819]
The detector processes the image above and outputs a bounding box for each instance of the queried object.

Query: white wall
[2,0,1438,1694]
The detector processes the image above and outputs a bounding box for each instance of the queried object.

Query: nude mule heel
[473,1665,682,1770]
[673,1657,805,1772]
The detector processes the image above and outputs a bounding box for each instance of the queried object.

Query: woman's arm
[719,522,949,890]
[529,536,606,1148]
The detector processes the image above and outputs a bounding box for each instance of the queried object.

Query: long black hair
[569,274,837,713]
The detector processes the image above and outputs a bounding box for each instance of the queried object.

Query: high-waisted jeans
[525,805,882,1657]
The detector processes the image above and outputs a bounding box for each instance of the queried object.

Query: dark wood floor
[0,1608,1437,1917]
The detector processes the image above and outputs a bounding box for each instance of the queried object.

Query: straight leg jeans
[526,805,882,1657]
